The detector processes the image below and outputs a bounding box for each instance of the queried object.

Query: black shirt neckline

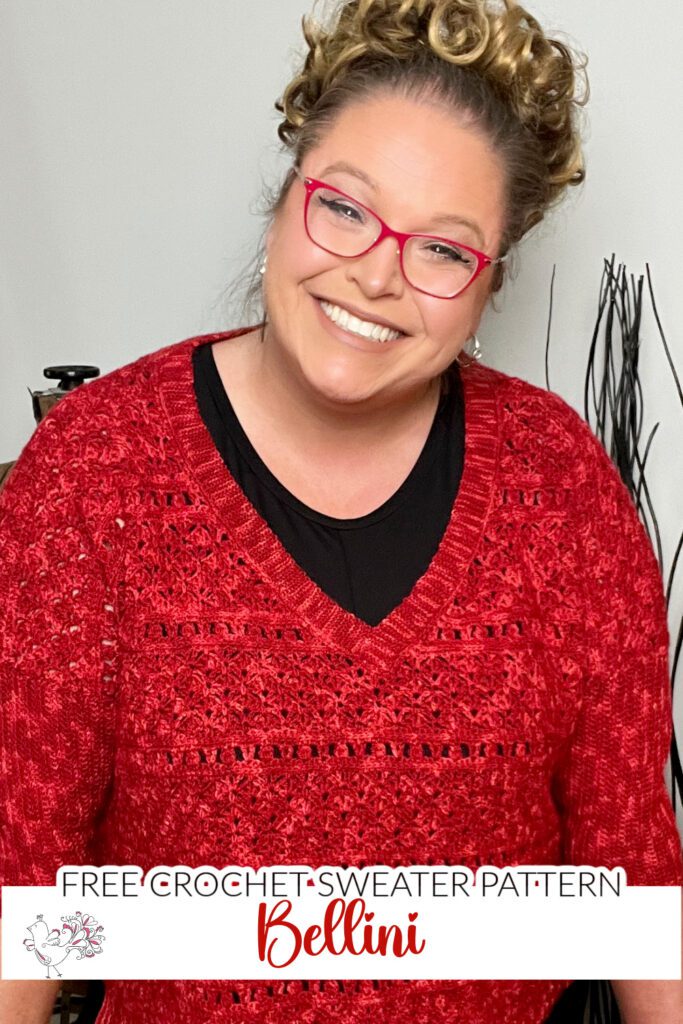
[194,340,461,531]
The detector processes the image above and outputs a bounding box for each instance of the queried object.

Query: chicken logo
[23,912,106,978]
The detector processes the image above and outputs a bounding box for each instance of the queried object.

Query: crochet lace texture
[1,330,681,1024]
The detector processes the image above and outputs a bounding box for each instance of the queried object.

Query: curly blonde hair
[232,0,589,373]
[281,0,588,274]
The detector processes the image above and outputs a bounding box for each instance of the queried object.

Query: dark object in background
[30,364,100,423]
[544,980,589,1022]
[0,364,100,492]
[51,980,105,1023]
[74,980,105,1023]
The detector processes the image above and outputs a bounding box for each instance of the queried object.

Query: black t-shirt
[192,341,464,627]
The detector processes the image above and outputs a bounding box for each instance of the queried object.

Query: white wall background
[2,1,683,814]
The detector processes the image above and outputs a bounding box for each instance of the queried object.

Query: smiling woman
[249,92,507,415]
[1,2,681,1024]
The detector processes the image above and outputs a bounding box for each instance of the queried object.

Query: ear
[264,223,275,258]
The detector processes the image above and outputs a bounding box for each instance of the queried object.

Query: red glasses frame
[294,166,507,299]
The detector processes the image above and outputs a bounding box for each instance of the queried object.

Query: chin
[298,356,386,407]
[307,373,379,407]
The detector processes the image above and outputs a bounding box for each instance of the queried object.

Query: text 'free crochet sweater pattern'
[1,330,681,1024]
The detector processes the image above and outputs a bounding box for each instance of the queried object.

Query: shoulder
[466,362,646,546]
[13,330,239,462]
[466,362,611,488]
[475,362,593,444]
[471,364,665,613]
[1,330,240,514]
[33,330,216,436]
[471,364,661,594]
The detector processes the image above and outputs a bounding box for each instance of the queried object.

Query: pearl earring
[456,333,483,366]
[468,333,482,360]
[259,256,267,275]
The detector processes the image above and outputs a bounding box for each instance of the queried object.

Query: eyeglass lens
[307,186,479,298]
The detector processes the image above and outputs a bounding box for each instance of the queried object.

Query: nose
[344,235,404,298]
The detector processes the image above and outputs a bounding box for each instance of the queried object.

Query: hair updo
[233,0,589,359]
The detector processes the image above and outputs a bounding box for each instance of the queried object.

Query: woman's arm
[551,416,683,1015]
[0,980,60,1024]
[0,921,61,1024]
[0,397,118,909]
[611,890,683,1023]
[610,890,683,1023]
[551,426,683,885]
[611,979,683,1024]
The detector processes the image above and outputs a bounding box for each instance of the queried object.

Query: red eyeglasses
[294,166,507,299]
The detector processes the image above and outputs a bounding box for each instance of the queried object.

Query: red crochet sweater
[1,330,681,1024]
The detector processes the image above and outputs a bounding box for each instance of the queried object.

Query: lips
[311,294,406,335]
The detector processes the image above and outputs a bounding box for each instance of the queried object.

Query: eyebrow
[318,160,486,247]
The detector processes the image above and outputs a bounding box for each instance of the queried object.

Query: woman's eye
[319,197,364,222]
[423,242,472,265]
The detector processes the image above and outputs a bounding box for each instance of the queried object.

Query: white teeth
[319,300,403,343]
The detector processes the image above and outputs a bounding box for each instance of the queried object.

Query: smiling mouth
[315,298,406,343]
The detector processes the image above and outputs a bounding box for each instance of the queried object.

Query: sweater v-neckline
[157,329,501,664]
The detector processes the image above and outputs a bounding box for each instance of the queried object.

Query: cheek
[273,229,336,294]
[417,295,474,347]
[270,205,334,287]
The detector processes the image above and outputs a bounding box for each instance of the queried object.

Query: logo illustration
[23,912,106,978]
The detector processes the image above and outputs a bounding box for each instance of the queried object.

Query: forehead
[304,93,506,246]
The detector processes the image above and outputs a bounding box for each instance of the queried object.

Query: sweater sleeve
[0,401,117,917]
[551,421,683,886]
